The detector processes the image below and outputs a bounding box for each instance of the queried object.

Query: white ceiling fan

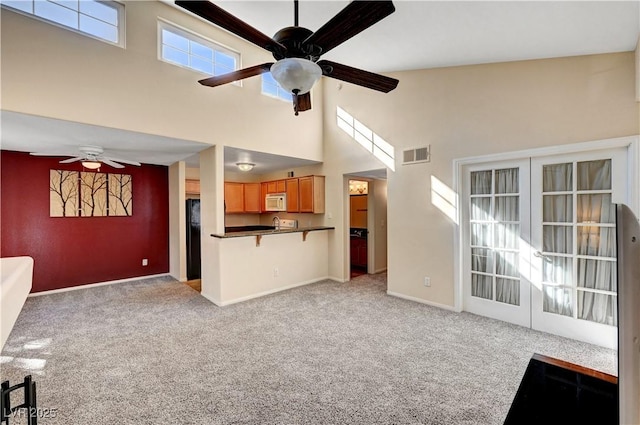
[29,145,141,169]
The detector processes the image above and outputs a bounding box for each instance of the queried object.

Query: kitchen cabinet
[225,182,262,214]
[224,182,244,213]
[286,178,299,212]
[244,183,262,213]
[350,237,367,268]
[265,180,286,194]
[299,175,325,214]
[185,179,200,195]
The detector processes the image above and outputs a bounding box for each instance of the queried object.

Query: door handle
[534,251,552,261]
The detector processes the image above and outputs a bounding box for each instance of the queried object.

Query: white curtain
[470,168,520,305]
[541,160,617,325]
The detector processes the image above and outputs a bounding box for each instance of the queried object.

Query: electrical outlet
[142,259,148,266]
[273,267,279,278]
[424,277,431,287]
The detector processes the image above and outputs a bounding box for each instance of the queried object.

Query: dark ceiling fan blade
[318,60,398,93]
[175,1,286,56]
[303,1,395,55]
[198,63,273,87]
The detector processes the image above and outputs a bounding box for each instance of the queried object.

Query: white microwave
[265,193,287,211]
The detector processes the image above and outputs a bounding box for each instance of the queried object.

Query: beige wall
[322,52,639,306]
[168,161,186,281]
[370,179,388,273]
[0,1,323,160]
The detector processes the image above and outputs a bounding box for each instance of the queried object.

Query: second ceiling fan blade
[303,1,395,55]
[175,1,286,56]
[103,156,141,166]
[199,63,274,87]
[59,157,84,164]
[318,60,398,93]
[101,159,125,169]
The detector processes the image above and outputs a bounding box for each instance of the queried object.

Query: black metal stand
[1,375,37,425]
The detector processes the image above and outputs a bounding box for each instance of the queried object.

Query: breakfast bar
[202,225,334,306]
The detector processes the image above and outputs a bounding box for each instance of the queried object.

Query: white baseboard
[386,290,459,312]
[374,268,387,274]
[328,276,348,283]
[200,291,222,306]
[208,277,329,307]
[28,273,172,297]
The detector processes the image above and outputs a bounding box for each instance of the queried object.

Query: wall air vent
[402,146,431,165]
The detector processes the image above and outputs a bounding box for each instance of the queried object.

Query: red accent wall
[1,150,169,292]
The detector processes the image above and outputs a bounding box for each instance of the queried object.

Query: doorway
[349,180,369,278]
[460,145,632,349]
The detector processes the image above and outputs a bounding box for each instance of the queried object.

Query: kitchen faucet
[272,216,280,230]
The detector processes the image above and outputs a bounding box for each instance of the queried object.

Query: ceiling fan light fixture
[82,161,102,170]
[236,162,255,172]
[270,58,322,95]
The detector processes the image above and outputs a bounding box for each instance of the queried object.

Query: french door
[463,159,531,328]
[462,148,628,349]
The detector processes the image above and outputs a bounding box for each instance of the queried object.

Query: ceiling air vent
[402,146,431,165]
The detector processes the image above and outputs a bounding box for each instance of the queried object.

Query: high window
[159,21,239,77]
[262,72,292,102]
[1,0,124,46]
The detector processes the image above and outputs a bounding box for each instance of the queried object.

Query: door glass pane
[495,223,519,249]
[470,197,491,221]
[577,194,615,223]
[543,225,572,254]
[495,168,518,194]
[577,259,617,291]
[577,292,617,326]
[496,278,519,305]
[472,274,492,300]
[471,248,493,273]
[542,256,572,285]
[577,159,611,191]
[543,285,572,317]
[577,227,616,257]
[471,224,491,247]
[496,251,518,277]
[543,163,572,192]
[543,195,572,222]
[495,196,518,221]
[471,171,492,194]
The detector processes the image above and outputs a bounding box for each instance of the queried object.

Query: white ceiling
[196,0,640,73]
[2,1,639,173]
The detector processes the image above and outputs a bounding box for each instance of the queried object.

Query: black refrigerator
[186,199,201,280]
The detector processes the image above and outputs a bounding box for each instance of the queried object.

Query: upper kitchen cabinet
[265,180,286,194]
[224,182,244,213]
[225,182,262,214]
[286,178,299,212]
[244,183,262,213]
[299,176,325,214]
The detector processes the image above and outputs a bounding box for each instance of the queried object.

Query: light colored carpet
[0,274,616,424]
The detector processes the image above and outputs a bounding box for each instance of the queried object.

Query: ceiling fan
[29,145,141,169]
[175,0,399,115]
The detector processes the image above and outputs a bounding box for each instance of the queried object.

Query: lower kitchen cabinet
[350,237,368,268]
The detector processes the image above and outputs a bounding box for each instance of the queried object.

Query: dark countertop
[211,226,335,239]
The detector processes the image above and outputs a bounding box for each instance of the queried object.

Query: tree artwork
[49,169,133,217]
[108,174,133,216]
[50,170,79,217]
[80,172,108,216]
